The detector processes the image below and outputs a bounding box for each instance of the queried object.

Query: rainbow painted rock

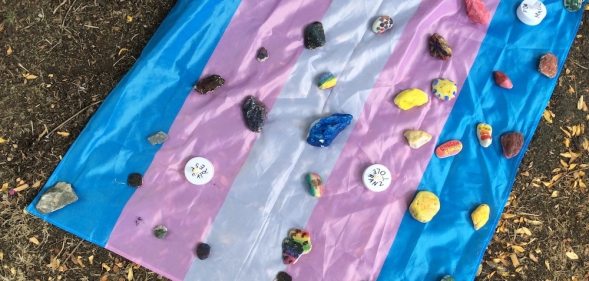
[372,16,394,34]
[317,72,337,90]
[394,88,429,110]
[429,33,452,60]
[465,0,491,24]
[281,229,312,264]
[501,132,524,159]
[471,204,490,230]
[435,140,463,158]
[477,123,492,148]
[493,71,513,89]
[409,191,440,223]
[306,172,323,197]
[307,113,353,147]
[195,74,225,95]
[539,53,558,78]
[404,130,432,149]
[432,78,457,101]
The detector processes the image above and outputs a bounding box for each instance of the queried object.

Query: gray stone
[35,182,78,214]
[148,131,168,145]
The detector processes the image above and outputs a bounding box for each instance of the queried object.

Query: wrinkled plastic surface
[27,0,583,280]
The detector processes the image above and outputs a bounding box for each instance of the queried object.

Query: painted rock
[127,173,143,187]
[404,130,433,149]
[564,0,584,12]
[409,191,440,223]
[429,33,452,60]
[195,74,225,95]
[306,113,353,147]
[317,72,337,90]
[477,123,493,148]
[256,47,269,62]
[147,131,168,145]
[435,140,463,158]
[196,242,211,260]
[35,182,78,214]
[184,157,215,185]
[432,78,457,101]
[306,172,323,197]
[501,132,524,159]
[493,71,513,89]
[275,272,292,281]
[394,88,429,110]
[282,229,312,264]
[242,95,267,133]
[153,225,168,239]
[517,0,547,26]
[372,16,394,34]
[362,164,392,192]
[539,53,558,78]
[441,276,455,281]
[465,0,491,24]
[304,21,326,50]
[471,204,490,230]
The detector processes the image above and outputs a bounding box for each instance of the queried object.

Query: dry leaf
[57,131,70,137]
[511,245,525,253]
[516,227,532,236]
[566,251,579,260]
[32,180,41,188]
[578,96,588,111]
[127,267,134,281]
[118,48,129,56]
[510,254,520,268]
[29,236,40,245]
[126,15,133,23]
[0,251,3,261]
[23,73,38,80]
[543,110,554,124]
[0,137,7,144]
[47,257,60,270]
[102,263,111,272]
[14,184,29,192]
[6,46,12,56]
[88,255,94,265]
[564,137,571,148]
[551,191,559,198]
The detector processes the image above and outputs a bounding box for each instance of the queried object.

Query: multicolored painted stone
[435,140,463,158]
[317,72,337,90]
[304,21,326,50]
[195,74,225,95]
[306,113,353,147]
[404,130,432,149]
[493,71,513,89]
[432,78,457,101]
[256,47,269,62]
[306,172,323,197]
[501,132,524,159]
[539,53,558,78]
[372,16,394,34]
[465,0,491,24]
[477,123,492,148]
[153,225,168,239]
[471,204,490,230]
[428,33,452,60]
[281,229,312,264]
[394,88,429,110]
[242,95,267,132]
[564,0,584,12]
[409,191,440,223]
[517,0,547,26]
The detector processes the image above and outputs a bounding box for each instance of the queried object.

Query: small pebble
[394,88,429,110]
[317,72,337,90]
[404,130,432,149]
[431,78,457,101]
[539,53,558,78]
[306,113,353,147]
[476,123,492,148]
[435,140,463,158]
[501,132,524,159]
[256,47,269,62]
[493,71,513,89]
[429,33,452,60]
[147,131,168,145]
[409,191,440,223]
[153,225,168,239]
[306,172,323,198]
[304,22,326,50]
[465,0,491,24]
[516,0,547,26]
[127,173,143,187]
[275,271,292,281]
[195,74,225,95]
[471,204,490,230]
[372,16,394,34]
[196,242,211,260]
[242,95,267,133]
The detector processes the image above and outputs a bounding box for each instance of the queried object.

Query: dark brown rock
[195,74,225,94]
[428,33,452,60]
[501,132,524,159]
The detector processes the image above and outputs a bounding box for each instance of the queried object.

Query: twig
[63,239,83,264]
[41,100,102,139]
[515,212,540,217]
[548,166,589,187]
[571,60,588,70]
[53,0,68,14]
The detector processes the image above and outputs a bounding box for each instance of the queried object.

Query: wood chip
[102,263,111,272]
[0,251,3,261]
[127,267,134,281]
[56,131,70,137]
[6,46,13,56]
[47,257,60,270]
[516,227,532,236]
[511,245,525,253]
[543,110,554,124]
[29,236,40,245]
[510,253,520,267]
[0,137,7,144]
[23,73,38,80]
[578,95,588,111]
[529,252,538,263]
[566,251,579,260]
[14,184,29,192]
[88,255,94,265]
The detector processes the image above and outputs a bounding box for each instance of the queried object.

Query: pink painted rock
[501,132,524,159]
[435,140,463,158]
[539,53,558,78]
[465,0,491,25]
[493,71,513,89]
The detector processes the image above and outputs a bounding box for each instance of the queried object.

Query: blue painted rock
[304,22,326,50]
[317,72,337,90]
[242,96,267,132]
[307,113,353,147]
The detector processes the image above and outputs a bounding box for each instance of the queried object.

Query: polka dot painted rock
[306,172,323,198]
[256,47,269,62]
[432,78,457,101]
[317,72,337,90]
[372,16,393,34]
[501,132,524,159]
[477,123,492,148]
[394,88,429,110]
[564,0,584,12]
[409,191,440,223]
[471,204,490,230]
[539,53,558,78]
[435,140,463,158]
[153,225,168,239]
[404,130,432,149]
[275,272,292,281]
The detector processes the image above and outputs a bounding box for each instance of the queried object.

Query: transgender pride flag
[27,0,583,280]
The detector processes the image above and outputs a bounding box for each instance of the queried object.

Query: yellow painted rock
[471,204,490,230]
[394,88,429,110]
[404,130,432,149]
[409,191,440,223]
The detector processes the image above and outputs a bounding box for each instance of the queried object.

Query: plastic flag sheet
[27,0,584,280]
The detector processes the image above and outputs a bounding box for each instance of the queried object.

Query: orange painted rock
[539,53,558,78]
[435,140,463,158]
[501,132,524,159]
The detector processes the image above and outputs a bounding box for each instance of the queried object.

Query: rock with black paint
[242,96,267,132]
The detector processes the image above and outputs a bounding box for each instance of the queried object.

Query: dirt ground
[0,1,587,280]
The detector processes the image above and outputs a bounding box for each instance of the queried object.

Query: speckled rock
[195,74,225,94]
[127,173,143,187]
[404,130,432,149]
[441,275,455,281]
[275,272,292,281]
[35,182,78,214]
[394,88,429,110]
[242,96,267,133]
[429,33,452,60]
[471,204,490,230]
[501,132,524,159]
[409,191,440,223]
[304,22,326,50]
[539,53,558,78]
[307,113,353,147]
